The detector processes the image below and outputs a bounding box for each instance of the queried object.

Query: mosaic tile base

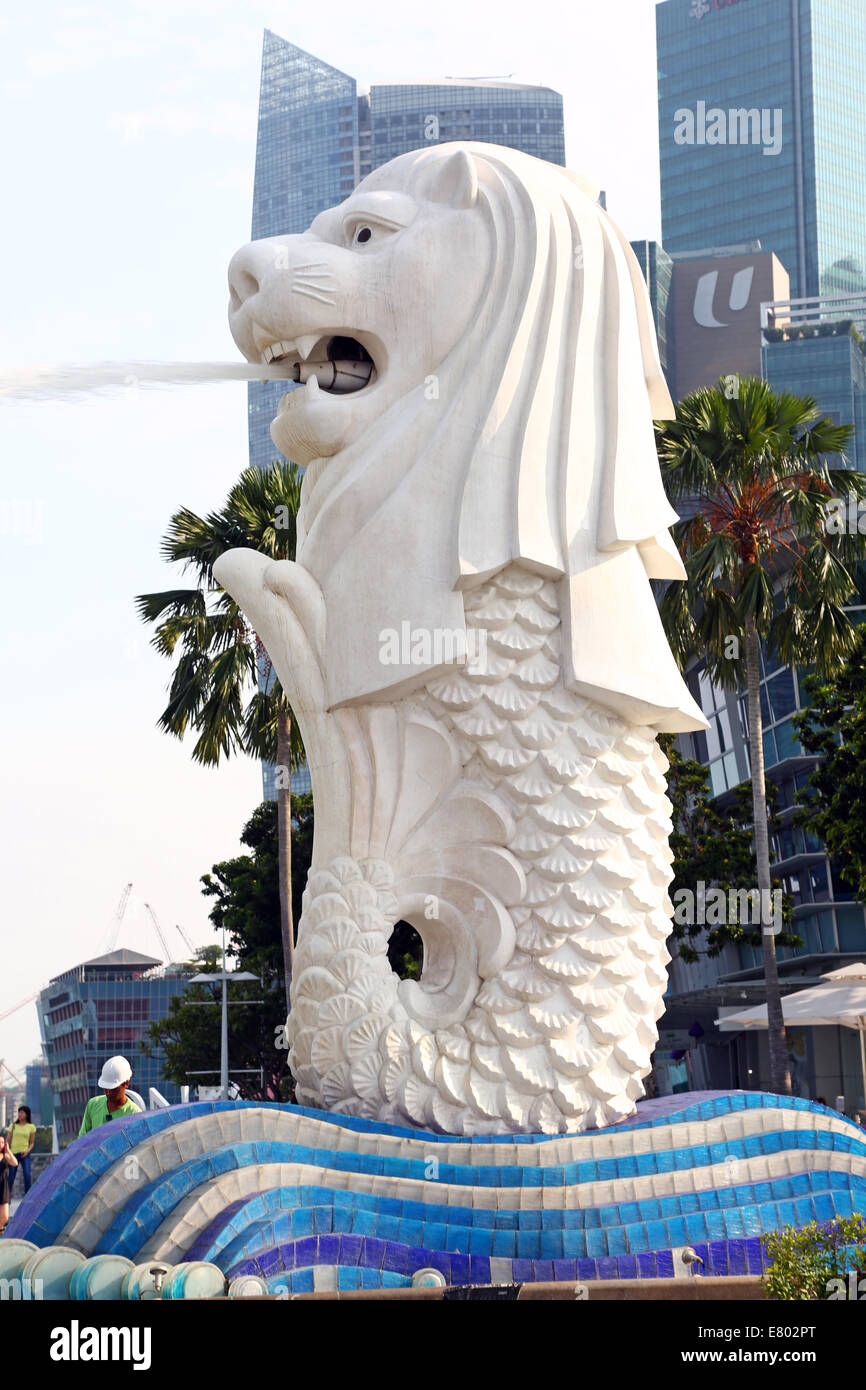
[6,1091,864,1296]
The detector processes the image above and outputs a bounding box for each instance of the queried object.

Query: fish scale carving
[287,566,675,1135]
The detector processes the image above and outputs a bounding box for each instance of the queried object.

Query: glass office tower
[657,0,866,301]
[248,31,565,802]
[248,34,360,475]
[248,31,565,477]
[630,240,675,385]
[39,949,196,1146]
[760,289,866,469]
[369,82,565,168]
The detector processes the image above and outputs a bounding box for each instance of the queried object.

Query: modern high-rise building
[39,948,196,1146]
[630,240,676,382]
[657,0,866,302]
[649,0,866,1106]
[248,31,565,480]
[249,31,565,802]
[762,291,866,469]
[632,238,790,401]
[25,1057,52,1127]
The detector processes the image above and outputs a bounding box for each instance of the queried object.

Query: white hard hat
[98,1056,133,1089]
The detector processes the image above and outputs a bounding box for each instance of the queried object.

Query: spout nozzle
[293,359,374,393]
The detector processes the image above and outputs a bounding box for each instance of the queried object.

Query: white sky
[0,0,662,1076]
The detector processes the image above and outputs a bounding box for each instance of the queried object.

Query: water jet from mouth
[0,360,296,405]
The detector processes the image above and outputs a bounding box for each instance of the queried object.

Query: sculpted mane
[288,143,702,730]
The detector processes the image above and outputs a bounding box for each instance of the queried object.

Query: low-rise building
[38,948,196,1146]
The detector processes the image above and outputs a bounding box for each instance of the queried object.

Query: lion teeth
[295,335,318,361]
[262,340,296,365]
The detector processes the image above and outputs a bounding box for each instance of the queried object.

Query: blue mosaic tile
[727,1240,747,1276]
[13,1090,864,1295]
[745,1239,765,1275]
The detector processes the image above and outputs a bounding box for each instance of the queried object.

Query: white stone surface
[217,142,707,1135]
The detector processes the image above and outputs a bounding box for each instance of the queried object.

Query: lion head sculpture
[227,141,704,734]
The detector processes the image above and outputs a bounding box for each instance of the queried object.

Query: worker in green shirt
[79,1056,143,1136]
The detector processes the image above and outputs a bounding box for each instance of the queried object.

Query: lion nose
[228,240,280,312]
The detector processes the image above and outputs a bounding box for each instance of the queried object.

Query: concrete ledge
[212,1276,766,1302]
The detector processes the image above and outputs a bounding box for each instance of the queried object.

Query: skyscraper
[630,240,676,382]
[651,0,866,1104]
[249,31,565,802]
[248,32,565,476]
[657,0,866,302]
[762,292,866,469]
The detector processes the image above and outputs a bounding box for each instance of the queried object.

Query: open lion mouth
[262,335,375,395]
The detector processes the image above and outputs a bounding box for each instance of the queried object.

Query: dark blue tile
[383,1243,409,1275]
[362,1237,386,1269]
[318,1234,340,1264]
[745,1239,764,1275]
[469,1256,491,1283]
[656,1250,674,1279]
[290,1235,317,1266]
[727,1240,747,1276]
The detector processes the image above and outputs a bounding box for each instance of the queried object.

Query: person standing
[0,1135,18,1234]
[7,1104,35,1195]
[79,1056,142,1136]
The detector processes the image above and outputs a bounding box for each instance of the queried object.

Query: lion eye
[354,225,373,245]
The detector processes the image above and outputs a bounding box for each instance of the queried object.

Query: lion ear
[429,149,478,208]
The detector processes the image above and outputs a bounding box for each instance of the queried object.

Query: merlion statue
[216,142,706,1135]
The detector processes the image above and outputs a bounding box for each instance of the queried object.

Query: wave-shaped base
[6,1091,865,1296]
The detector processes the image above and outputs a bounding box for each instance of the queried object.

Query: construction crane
[0,1059,23,1088]
[174,922,196,958]
[143,903,172,961]
[0,993,39,1026]
[105,882,133,953]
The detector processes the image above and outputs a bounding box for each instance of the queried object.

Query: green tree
[795,621,866,901]
[762,1215,866,1300]
[142,944,288,1102]
[144,800,316,1101]
[663,738,796,963]
[136,463,305,1008]
[201,795,314,976]
[657,377,863,1094]
[387,922,423,982]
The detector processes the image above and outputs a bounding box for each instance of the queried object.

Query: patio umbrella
[718,962,866,1107]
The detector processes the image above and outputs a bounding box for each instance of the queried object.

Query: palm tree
[136,462,305,1010]
[656,377,865,1095]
